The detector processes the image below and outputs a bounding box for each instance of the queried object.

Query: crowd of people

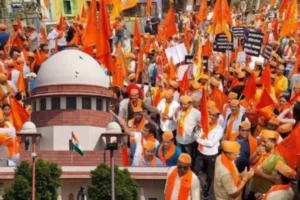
[0,0,300,199]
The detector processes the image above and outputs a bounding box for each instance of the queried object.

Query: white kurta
[157,99,180,131]
[165,166,201,200]
[264,187,294,200]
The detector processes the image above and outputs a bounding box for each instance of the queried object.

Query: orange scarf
[262,184,291,200]
[158,143,176,166]
[177,106,193,136]
[198,121,218,151]
[139,156,157,166]
[222,104,229,118]
[162,103,170,122]
[252,152,272,169]
[165,167,193,200]
[224,111,240,140]
[129,117,147,144]
[153,89,162,107]
[131,98,142,110]
[220,153,240,186]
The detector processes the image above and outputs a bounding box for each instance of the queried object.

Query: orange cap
[228,92,238,99]
[169,80,179,89]
[277,123,293,134]
[261,130,278,139]
[178,153,192,164]
[164,89,174,98]
[128,73,136,81]
[133,107,143,113]
[162,131,174,141]
[180,95,192,104]
[268,117,280,126]
[143,141,156,151]
[221,141,241,153]
[240,121,251,129]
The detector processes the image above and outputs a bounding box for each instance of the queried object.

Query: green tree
[88,163,139,200]
[3,159,62,200]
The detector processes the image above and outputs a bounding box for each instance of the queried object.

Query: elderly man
[156,131,181,167]
[164,153,201,200]
[175,95,201,159]
[26,24,39,52]
[214,141,254,200]
[157,89,180,140]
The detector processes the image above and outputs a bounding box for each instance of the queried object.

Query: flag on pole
[71,132,84,156]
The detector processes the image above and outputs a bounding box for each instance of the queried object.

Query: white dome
[20,121,37,133]
[105,122,122,134]
[34,49,109,88]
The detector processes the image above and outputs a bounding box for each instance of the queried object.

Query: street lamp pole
[111,149,115,200]
[32,137,37,200]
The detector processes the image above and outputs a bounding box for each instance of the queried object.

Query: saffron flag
[197,0,208,24]
[209,89,228,112]
[261,63,272,94]
[179,69,189,95]
[82,0,97,47]
[275,123,300,168]
[163,8,177,39]
[256,89,274,109]
[242,73,256,101]
[133,17,141,48]
[200,88,209,135]
[280,0,298,37]
[71,132,84,156]
[9,96,30,132]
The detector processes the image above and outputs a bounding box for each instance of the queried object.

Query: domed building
[27,49,113,151]
[0,50,168,200]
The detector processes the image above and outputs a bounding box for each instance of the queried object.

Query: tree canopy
[88,163,139,200]
[3,159,62,200]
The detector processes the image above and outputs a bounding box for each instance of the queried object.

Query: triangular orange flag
[209,89,228,112]
[17,19,24,33]
[58,14,67,31]
[146,0,152,15]
[256,89,274,109]
[257,104,276,120]
[242,73,256,101]
[200,88,209,135]
[9,96,30,132]
[81,4,87,19]
[40,26,47,44]
[179,69,189,95]
[163,8,177,39]
[169,57,176,80]
[96,0,113,72]
[261,63,271,95]
[135,51,143,83]
[82,0,97,47]
[275,122,300,168]
[279,0,289,17]
[111,43,125,88]
[35,49,42,65]
[133,17,141,48]
[43,0,49,9]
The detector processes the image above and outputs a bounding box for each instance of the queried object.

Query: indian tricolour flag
[71,132,84,156]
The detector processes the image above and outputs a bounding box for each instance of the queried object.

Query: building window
[51,97,60,110]
[82,97,91,110]
[40,98,46,111]
[66,97,77,109]
[33,101,36,112]
[122,3,157,17]
[96,98,102,110]
[63,0,72,15]
[106,101,110,112]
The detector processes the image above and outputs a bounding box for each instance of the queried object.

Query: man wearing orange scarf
[155,131,181,167]
[274,65,288,98]
[255,161,295,200]
[248,130,285,199]
[175,95,200,160]
[164,153,200,200]
[132,141,163,167]
[232,121,258,173]
[214,141,254,200]
[224,100,249,140]
[194,106,223,199]
[119,119,160,166]
[157,89,179,141]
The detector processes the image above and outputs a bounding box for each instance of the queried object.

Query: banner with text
[243,31,264,57]
[213,33,234,52]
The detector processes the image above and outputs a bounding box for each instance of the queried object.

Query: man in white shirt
[157,89,180,140]
[175,95,201,161]
[26,24,39,52]
[47,24,67,51]
[164,153,201,200]
[194,106,224,199]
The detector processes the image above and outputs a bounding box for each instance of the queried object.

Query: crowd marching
[0,0,300,199]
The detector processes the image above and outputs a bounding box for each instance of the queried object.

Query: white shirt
[28,31,40,51]
[165,166,201,200]
[173,91,180,103]
[195,124,224,155]
[157,99,180,131]
[224,110,249,134]
[0,122,16,139]
[11,69,20,88]
[7,80,17,93]
[175,108,201,145]
[47,29,67,48]
[128,60,136,74]
[123,39,131,53]
[132,131,160,165]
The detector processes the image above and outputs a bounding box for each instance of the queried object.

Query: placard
[236,51,246,63]
[213,33,234,52]
[262,44,273,60]
[165,43,188,65]
[232,27,244,37]
[243,31,264,57]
